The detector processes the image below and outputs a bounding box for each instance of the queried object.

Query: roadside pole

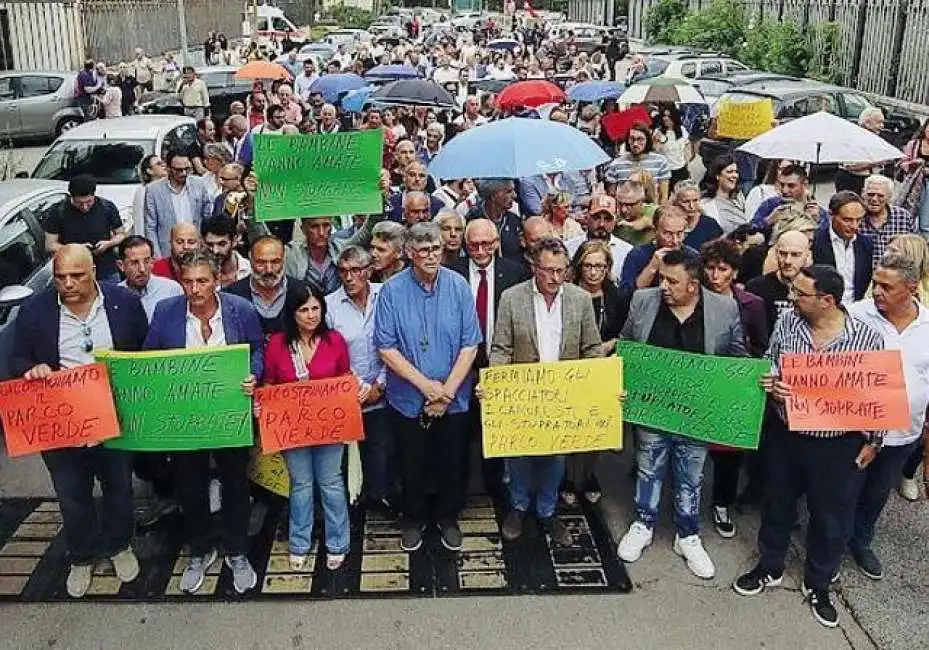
[177,0,189,66]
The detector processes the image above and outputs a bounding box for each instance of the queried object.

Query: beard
[254,270,284,289]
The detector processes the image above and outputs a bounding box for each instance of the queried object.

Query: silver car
[0,179,71,379]
[0,71,85,142]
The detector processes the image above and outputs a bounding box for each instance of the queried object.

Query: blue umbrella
[308,73,365,103]
[340,85,376,113]
[487,38,519,51]
[567,80,626,103]
[427,117,610,180]
[365,64,422,80]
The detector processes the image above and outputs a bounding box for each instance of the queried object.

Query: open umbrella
[235,60,292,81]
[737,111,903,164]
[309,73,366,103]
[618,77,705,105]
[470,78,514,94]
[340,85,376,113]
[487,38,519,51]
[495,80,566,110]
[601,105,652,142]
[427,117,610,180]
[369,79,457,108]
[568,80,626,103]
[364,64,422,81]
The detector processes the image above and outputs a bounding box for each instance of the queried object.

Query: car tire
[55,116,83,137]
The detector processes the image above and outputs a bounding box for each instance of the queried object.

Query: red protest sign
[780,350,911,432]
[0,364,120,457]
[255,376,364,454]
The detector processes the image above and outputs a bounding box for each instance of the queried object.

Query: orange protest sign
[780,350,911,431]
[0,364,120,457]
[254,376,364,454]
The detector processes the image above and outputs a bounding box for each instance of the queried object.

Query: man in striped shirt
[858,174,917,266]
[733,264,884,629]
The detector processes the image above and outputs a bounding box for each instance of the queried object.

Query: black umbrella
[369,79,457,109]
[469,78,514,93]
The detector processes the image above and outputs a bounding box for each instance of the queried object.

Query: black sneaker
[501,509,526,541]
[712,506,736,538]
[438,519,463,551]
[400,520,425,552]
[802,583,839,628]
[851,547,884,580]
[539,516,572,546]
[732,565,783,596]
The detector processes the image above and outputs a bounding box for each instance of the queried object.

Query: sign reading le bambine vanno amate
[253,130,384,222]
[96,345,253,451]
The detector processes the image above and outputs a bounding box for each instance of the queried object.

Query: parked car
[137,66,251,129]
[693,71,801,106]
[31,115,198,226]
[698,81,920,167]
[0,71,84,143]
[0,179,70,379]
[643,52,750,81]
[451,12,485,30]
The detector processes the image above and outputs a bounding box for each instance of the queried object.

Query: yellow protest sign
[249,451,289,497]
[480,357,623,458]
[716,97,775,140]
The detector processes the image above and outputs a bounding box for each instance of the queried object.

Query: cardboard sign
[715,97,775,140]
[249,451,290,497]
[0,364,120,457]
[780,350,910,431]
[480,357,623,458]
[617,341,769,449]
[254,130,384,222]
[254,376,364,454]
[97,345,253,451]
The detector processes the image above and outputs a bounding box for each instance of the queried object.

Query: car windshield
[694,79,731,98]
[33,139,153,184]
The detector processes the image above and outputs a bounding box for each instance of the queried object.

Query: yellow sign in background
[716,97,775,140]
[250,451,289,497]
[479,357,623,458]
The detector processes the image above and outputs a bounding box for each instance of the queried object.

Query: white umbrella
[618,77,705,105]
[736,111,902,164]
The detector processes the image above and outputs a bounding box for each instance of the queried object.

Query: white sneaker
[110,547,140,583]
[617,521,653,563]
[209,479,222,514]
[673,534,715,579]
[66,564,93,598]
[900,477,919,501]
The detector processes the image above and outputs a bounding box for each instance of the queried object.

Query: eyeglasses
[466,240,498,251]
[219,175,241,182]
[617,200,642,208]
[80,324,93,354]
[337,265,370,276]
[170,165,192,173]
[535,265,568,277]
[412,245,443,257]
[788,285,824,299]
[581,263,609,271]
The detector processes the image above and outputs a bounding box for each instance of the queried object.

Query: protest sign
[0,364,120,457]
[97,345,253,451]
[250,451,290,497]
[255,376,364,454]
[617,341,768,449]
[480,357,623,458]
[253,130,384,222]
[715,97,775,140]
[780,350,910,431]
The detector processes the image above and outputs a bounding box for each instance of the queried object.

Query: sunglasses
[81,324,93,354]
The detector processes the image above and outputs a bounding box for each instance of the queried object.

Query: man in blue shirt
[750,164,828,234]
[619,205,698,293]
[374,222,482,553]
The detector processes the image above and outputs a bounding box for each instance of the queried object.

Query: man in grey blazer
[144,151,214,258]
[617,248,747,580]
[489,237,603,545]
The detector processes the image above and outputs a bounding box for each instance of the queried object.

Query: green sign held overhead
[616,341,769,450]
[253,130,384,222]
[97,345,253,451]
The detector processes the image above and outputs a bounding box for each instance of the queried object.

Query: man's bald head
[464,218,499,268]
[773,228,812,281]
[53,244,97,304]
[521,216,554,250]
[403,191,431,226]
[170,222,201,260]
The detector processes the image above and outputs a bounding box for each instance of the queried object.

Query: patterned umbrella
[618,77,705,105]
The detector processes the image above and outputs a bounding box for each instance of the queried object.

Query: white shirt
[294,72,318,100]
[830,227,856,305]
[656,127,689,170]
[58,288,114,369]
[169,182,193,223]
[432,66,459,84]
[565,234,633,283]
[848,299,929,446]
[469,259,496,347]
[532,280,563,363]
[119,275,183,322]
[231,251,252,282]
[185,303,226,347]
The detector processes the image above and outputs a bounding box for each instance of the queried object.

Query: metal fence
[626,0,929,105]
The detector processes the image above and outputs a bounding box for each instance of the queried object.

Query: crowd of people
[8,15,929,635]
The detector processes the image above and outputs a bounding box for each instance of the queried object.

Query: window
[699,61,723,76]
[161,124,198,161]
[726,60,749,72]
[271,16,292,32]
[841,92,871,121]
[19,75,54,97]
[0,210,46,324]
[680,62,697,78]
[0,76,13,100]
[33,139,152,184]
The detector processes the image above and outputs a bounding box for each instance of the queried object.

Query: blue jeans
[282,444,349,555]
[634,427,708,537]
[361,408,393,501]
[847,440,921,551]
[507,455,565,518]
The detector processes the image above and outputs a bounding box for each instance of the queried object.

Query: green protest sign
[97,345,253,451]
[616,340,769,449]
[253,130,384,222]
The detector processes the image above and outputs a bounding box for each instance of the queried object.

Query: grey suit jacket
[144,176,214,257]
[620,287,747,357]
[490,280,603,366]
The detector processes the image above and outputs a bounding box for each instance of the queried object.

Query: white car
[451,12,484,29]
[644,53,750,81]
[30,115,198,230]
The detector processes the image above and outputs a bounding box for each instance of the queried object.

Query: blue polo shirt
[373,267,482,418]
[619,242,699,293]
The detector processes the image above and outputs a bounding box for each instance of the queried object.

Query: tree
[671,0,746,57]
[643,0,687,45]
